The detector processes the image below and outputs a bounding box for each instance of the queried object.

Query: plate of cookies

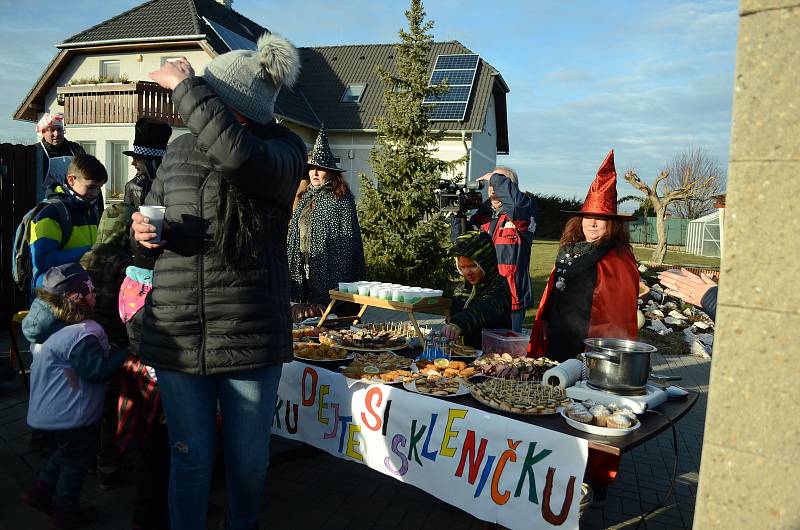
[561,401,640,437]
[340,352,414,384]
[403,377,470,397]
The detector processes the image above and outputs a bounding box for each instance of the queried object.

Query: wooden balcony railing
[57,81,183,126]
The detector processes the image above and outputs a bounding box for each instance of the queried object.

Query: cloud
[0,0,737,200]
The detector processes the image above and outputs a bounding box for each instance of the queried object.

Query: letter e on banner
[440,408,468,458]
[345,424,364,462]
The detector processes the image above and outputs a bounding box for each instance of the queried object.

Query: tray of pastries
[341,352,414,384]
[320,329,408,351]
[472,353,559,381]
[404,376,469,397]
[292,342,353,363]
[292,325,323,341]
[467,378,571,415]
[561,401,641,437]
[411,359,478,379]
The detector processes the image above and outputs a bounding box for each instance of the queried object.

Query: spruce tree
[358,0,459,289]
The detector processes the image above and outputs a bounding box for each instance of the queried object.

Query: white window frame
[100,60,120,80]
[107,140,129,200]
[340,84,367,103]
[77,141,96,157]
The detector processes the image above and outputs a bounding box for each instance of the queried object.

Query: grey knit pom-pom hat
[203,33,301,124]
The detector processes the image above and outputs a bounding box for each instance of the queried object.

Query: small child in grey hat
[21,263,129,529]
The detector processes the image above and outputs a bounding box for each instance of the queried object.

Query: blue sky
[0,0,739,200]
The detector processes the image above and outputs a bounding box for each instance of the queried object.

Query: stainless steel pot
[582,338,657,395]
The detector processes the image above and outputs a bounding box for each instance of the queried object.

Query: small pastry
[606,412,633,429]
[567,407,593,424]
[589,405,611,427]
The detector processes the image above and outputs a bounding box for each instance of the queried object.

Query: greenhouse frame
[685,210,723,257]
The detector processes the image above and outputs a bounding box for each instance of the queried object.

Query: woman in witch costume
[287,125,366,308]
[528,150,639,362]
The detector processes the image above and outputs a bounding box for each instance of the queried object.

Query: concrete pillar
[693,1,800,528]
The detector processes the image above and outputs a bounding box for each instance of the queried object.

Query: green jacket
[448,231,512,348]
[79,203,134,348]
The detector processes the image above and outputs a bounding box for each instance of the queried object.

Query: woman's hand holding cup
[132,210,167,249]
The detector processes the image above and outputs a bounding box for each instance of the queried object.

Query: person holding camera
[466,167,536,332]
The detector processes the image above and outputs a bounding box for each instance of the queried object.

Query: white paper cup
[139,205,166,243]
[378,288,392,300]
[357,284,372,296]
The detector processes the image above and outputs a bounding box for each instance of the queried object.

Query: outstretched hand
[658,268,716,307]
[149,57,195,90]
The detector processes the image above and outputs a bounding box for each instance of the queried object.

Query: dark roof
[295,41,507,132]
[61,0,265,54]
[26,0,508,150]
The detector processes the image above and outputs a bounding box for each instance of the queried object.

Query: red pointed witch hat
[562,150,637,221]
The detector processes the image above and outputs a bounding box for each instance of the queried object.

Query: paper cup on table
[357,284,372,296]
[542,359,583,388]
[139,206,166,243]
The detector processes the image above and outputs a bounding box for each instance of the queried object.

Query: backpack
[12,198,72,290]
[118,266,153,323]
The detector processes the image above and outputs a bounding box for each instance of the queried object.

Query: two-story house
[14,0,510,202]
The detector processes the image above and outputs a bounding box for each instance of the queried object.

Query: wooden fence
[58,81,183,126]
[0,144,40,330]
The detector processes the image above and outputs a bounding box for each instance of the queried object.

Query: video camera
[436,179,485,217]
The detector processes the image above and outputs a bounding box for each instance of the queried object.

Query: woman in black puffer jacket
[131,34,306,530]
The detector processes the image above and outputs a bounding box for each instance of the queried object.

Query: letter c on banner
[491,439,520,505]
[301,367,318,406]
[361,386,384,431]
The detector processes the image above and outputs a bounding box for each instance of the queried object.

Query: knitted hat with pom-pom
[203,33,300,124]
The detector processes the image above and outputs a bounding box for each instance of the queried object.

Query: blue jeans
[38,425,98,511]
[510,308,527,333]
[156,364,283,530]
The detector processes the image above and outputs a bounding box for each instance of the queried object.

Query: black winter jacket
[138,77,307,375]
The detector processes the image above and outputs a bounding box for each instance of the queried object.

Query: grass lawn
[523,239,720,328]
[631,245,721,268]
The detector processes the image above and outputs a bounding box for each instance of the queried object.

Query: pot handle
[584,350,621,364]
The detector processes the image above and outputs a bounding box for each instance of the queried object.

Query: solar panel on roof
[430,70,475,85]
[425,102,469,121]
[203,17,257,51]
[434,54,479,70]
[423,54,479,122]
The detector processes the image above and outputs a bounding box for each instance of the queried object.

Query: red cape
[528,246,639,358]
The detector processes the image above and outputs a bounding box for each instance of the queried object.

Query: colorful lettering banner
[273,362,589,529]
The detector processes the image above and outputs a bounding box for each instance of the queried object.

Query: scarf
[546,240,612,359]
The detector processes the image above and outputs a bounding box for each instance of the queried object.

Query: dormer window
[340,84,366,104]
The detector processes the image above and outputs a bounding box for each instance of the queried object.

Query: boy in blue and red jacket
[29,154,107,289]
[467,168,536,332]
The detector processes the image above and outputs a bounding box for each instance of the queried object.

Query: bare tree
[623,168,716,264]
[664,148,726,219]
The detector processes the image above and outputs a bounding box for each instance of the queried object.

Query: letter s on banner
[384,434,409,476]
[361,386,384,431]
